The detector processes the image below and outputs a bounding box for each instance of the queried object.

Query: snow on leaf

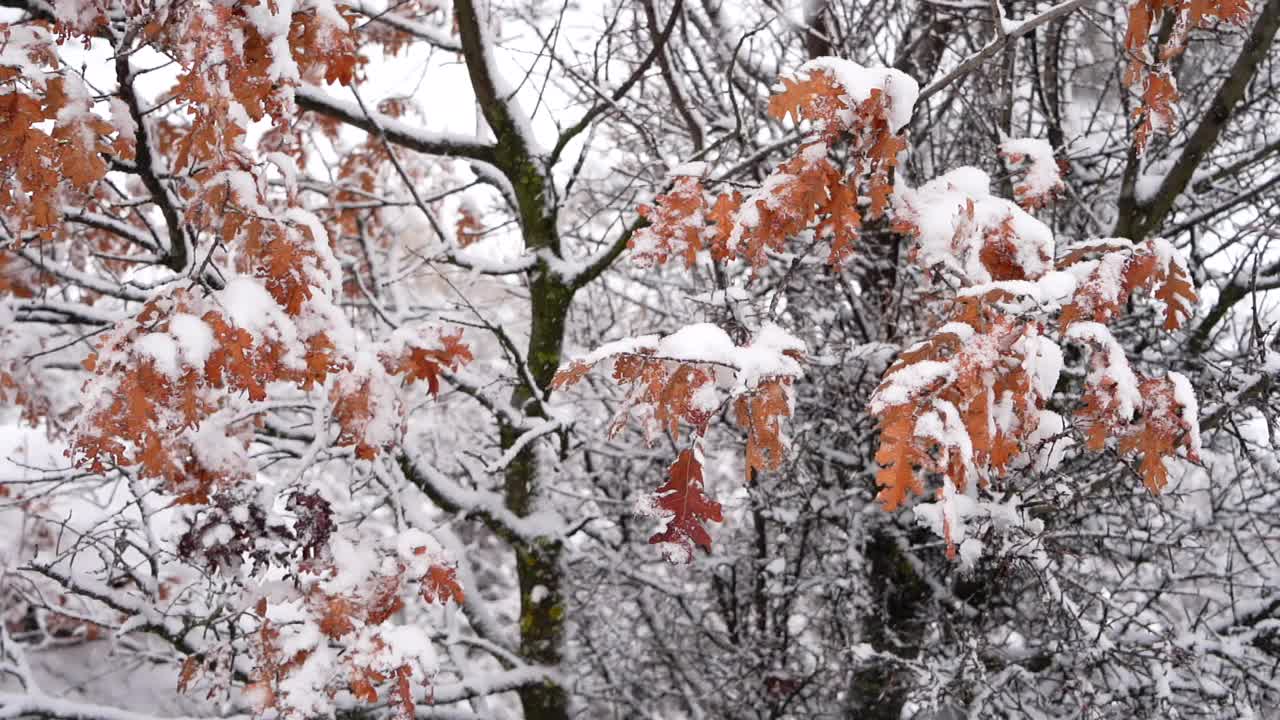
[1000,137,1065,210]
[1066,321,1141,450]
[454,203,483,247]
[1058,238,1198,331]
[768,71,849,133]
[871,308,1056,518]
[630,175,707,268]
[874,405,924,511]
[1119,375,1202,493]
[381,327,474,396]
[893,167,1054,286]
[639,61,913,274]
[421,563,465,605]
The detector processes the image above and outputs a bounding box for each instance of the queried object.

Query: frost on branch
[1122,0,1251,154]
[630,59,917,271]
[555,322,805,560]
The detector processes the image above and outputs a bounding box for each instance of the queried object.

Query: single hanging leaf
[630,175,707,268]
[706,191,742,261]
[873,405,924,511]
[420,562,465,605]
[735,379,794,481]
[767,71,847,129]
[1153,260,1197,330]
[1119,375,1201,493]
[648,448,723,560]
[455,206,483,247]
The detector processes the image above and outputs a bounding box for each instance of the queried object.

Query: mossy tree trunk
[498,270,575,720]
[452,2,578,717]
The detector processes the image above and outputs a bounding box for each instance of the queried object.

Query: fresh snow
[798,57,920,132]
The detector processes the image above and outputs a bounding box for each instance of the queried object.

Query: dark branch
[296,86,498,164]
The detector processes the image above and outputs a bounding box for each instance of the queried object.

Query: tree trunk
[452,3,579,716]
[850,529,930,717]
[502,269,575,720]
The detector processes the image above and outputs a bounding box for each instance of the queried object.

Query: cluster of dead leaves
[197,177,341,314]
[253,552,459,719]
[554,344,794,464]
[1072,338,1200,493]
[1057,239,1198,491]
[735,379,793,483]
[0,59,121,237]
[554,339,797,559]
[0,5,481,717]
[631,175,718,268]
[871,309,1045,515]
[179,550,462,718]
[332,329,473,459]
[555,350,717,441]
[362,334,467,436]
[1058,238,1197,331]
[630,69,907,272]
[70,286,471,500]
[65,98,470,483]
[616,58,1207,564]
[870,236,1200,535]
[70,293,258,503]
[151,3,361,175]
[1123,0,1251,154]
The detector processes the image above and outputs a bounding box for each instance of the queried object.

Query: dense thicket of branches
[1,1,1278,719]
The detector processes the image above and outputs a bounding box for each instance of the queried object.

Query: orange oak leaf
[767,71,848,136]
[648,448,723,557]
[631,176,707,268]
[874,406,924,511]
[421,564,465,605]
[735,379,793,482]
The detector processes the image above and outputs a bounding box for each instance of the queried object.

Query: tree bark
[499,271,575,720]
[850,529,930,718]
[453,2,577,717]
